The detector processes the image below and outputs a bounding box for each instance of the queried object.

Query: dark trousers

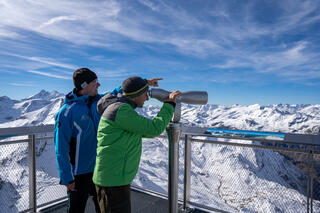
[95,184,131,213]
[67,173,100,213]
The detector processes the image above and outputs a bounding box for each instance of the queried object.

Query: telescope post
[167,122,182,213]
[149,88,208,212]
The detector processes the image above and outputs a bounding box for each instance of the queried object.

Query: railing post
[166,122,182,213]
[183,134,191,211]
[310,150,314,213]
[306,147,314,213]
[28,134,36,213]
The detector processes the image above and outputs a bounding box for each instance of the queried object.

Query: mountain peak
[0,95,12,102]
[25,90,64,100]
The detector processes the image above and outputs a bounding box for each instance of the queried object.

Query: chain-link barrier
[134,137,170,195]
[0,141,29,213]
[35,137,66,208]
[188,139,320,213]
[0,134,66,213]
[1,127,319,213]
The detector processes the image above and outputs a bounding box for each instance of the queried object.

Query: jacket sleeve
[103,86,122,96]
[115,103,174,137]
[110,86,122,96]
[54,107,74,185]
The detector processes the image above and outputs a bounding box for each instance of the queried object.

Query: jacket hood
[97,94,137,115]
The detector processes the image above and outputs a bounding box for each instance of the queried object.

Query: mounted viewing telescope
[149,88,208,213]
[149,88,208,123]
[149,88,209,212]
[148,88,208,105]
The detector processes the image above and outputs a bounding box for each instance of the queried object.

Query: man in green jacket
[93,76,180,213]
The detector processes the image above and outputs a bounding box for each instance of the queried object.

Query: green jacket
[93,94,174,186]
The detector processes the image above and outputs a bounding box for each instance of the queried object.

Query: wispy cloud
[37,15,78,30]
[0,52,76,70]
[27,70,69,80]
[95,68,134,78]
[9,82,35,87]
[0,0,319,85]
[0,28,21,39]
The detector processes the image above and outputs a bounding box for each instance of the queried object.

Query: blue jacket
[54,87,121,185]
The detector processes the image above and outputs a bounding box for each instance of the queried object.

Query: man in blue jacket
[54,68,121,213]
[54,68,162,213]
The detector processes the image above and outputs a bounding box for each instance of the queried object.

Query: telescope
[148,88,208,105]
[149,88,208,212]
[149,88,208,122]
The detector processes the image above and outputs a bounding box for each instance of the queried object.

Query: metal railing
[0,125,61,213]
[0,124,319,213]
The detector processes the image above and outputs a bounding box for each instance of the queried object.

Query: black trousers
[67,173,100,213]
[95,184,131,213]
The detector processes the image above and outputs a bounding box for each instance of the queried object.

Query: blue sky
[0,0,320,105]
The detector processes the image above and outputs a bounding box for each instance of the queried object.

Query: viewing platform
[0,124,319,213]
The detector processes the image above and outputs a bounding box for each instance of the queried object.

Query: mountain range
[0,90,319,212]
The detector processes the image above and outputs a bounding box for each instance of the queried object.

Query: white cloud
[138,0,159,11]
[283,42,307,62]
[0,0,319,85]
[27,70,69,80]
[0,27,20,39]
[0,52,76,70]
[9,82,35,87]
[95,68,134,78]
[37,15,78,30]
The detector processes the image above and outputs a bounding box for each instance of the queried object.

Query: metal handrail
[0,124,319,213]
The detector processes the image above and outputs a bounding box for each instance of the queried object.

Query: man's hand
[166,90,182,103]
[147,78,163,87]
[67,182,76,191]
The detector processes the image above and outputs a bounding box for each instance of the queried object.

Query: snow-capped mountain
[0,90,64,127]
[1,90,319,134]
[0,90,319,212]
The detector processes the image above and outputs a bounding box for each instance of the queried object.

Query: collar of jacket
[119,94,137,109]
[64,89,98,104]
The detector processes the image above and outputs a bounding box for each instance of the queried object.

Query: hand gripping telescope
[149,88,208,122]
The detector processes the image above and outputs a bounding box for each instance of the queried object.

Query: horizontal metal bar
[191,133,320,147]
[20,197,68,213]
[156,134,319,153]
[0,139,29,145]
[20,207,32,213]
[131,185,168,199]
[36,136,54,141]
[181,125,320,146]
[0,136,54,146]
[37,197,68,212]
[190,138,319,154]
[285,133,320,146]
[2,133,318,154]
[0,125,54,137]
[1,124,318,146]
[188,201,230,213]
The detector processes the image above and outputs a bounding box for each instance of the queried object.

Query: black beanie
[122,76,149,98]
[73,68,97,91]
